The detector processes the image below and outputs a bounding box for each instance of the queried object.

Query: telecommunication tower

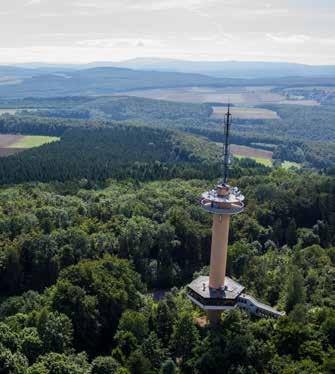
[187,105,284,323]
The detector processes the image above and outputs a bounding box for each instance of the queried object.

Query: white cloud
[129,0,214,11]
[27,0,42,5]
[72,0,218,12]
[247,8,289,16]
[266,33,335,47]
[0,0,334,64]
[266,33,311,44]
[76,37,163,49]
[72,1,102,8]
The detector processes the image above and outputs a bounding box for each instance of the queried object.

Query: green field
[212,106,279,120]
[281,160,302,169]
[8,136,59,149]
[234,154,273,167]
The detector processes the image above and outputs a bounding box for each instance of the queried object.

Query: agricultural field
[0,109,18,115]
[212,106,279,120]
[0,134,59,156]
[230,144,273,167]
[0,108,39,115]
[233,154,273,167]
[120,86,319,106]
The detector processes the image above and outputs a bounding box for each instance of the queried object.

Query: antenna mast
[223,104,232,185]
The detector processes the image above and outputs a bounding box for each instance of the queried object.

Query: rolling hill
[0,67,239,98]
[12,59,335,79]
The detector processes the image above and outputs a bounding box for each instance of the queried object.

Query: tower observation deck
[187,105,284,323]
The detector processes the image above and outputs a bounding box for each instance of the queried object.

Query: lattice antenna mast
[222,104,232,185]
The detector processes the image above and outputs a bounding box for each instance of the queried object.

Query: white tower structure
[187,105,284,324]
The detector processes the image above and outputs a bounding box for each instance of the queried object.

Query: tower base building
[187,275,285,321]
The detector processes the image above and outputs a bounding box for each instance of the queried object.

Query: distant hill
[0,66,242,98]
[12,59,335,79]
[9,59,335,79]
[106,58,335,79]
[0,65,75,78]
[1,62,335,98]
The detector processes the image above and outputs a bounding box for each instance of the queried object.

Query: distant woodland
[0,95,334,170]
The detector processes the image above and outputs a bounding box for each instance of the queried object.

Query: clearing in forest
[7,135,59,149]
[0,134,59,157]
[212,106,279,120]
[281,161,302,169]
[230,144,273,167]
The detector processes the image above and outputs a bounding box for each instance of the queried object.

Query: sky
[0,0,335,64]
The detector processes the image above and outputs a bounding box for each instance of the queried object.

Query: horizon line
[1,57,335,67]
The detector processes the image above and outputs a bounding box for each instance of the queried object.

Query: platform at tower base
[187,275,285,319]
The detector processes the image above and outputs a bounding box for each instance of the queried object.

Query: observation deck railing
[200,199,244,215]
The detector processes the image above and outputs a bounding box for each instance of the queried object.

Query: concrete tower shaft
[209,214,230,289]
[201,185,244,291]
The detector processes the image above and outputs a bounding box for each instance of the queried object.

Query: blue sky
[0,0,334,64]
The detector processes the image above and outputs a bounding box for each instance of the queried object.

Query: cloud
[266,33,335,46]
[129,0,212,11]
[72,1,102,8]
[72,0,217,12]
[27,0,42,5]
[266,33,311,44]
[0,0,335,64]
[247,8,289,16]
[76,37,162,49]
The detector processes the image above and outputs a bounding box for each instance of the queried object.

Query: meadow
[0,134,59,156]
[212,106,279,119]
[230,146,302,169]
[281,160,302,169]
[233,154,273,167]
[230,144,273,167]
[7,135,59,148]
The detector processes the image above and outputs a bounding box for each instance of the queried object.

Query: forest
[0,111,332,372]
[0,125,240,185]
[0,165,334,373]
[0,94,335,170]
[2,0,335,368]
[0,92,333,373]
[0,67,232,98]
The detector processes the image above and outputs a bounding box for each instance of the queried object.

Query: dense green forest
[0,167,334,373]
[0,92,333,373]
[258,105,335,142]
[0,125,268,185]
